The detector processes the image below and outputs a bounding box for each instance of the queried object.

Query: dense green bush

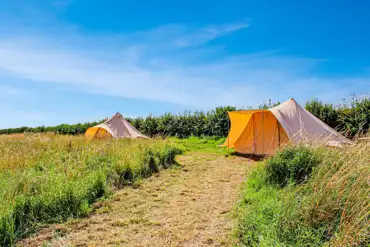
[1,97,368,138]
[305,99,340,129]
[0,120,105,136]
[337,97,370,137]
[265,146,322,187]
[0,106,237,138]
[305,96,370,138]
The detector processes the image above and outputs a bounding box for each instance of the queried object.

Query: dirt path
[20,153,254,247]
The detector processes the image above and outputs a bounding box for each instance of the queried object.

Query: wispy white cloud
[118,21,250,51]
[0,21,369,113]
[165,21,249,48]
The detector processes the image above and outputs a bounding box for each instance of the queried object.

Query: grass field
[0,133,183,246]
[169,136,227,154]
[234,140,370,246]
[19,145,252,247]
[1,133,368,246]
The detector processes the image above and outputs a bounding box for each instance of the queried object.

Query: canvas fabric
[223,98,350,155]
[269,99,348,145]
[85,112,149,139]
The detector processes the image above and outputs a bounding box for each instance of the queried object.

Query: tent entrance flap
[94,127,112,138]
[224,110,289,155]
[85,127,113,139]
[222,111,254,148]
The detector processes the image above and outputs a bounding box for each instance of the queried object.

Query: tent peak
[277,98,297,106]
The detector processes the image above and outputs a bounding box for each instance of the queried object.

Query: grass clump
[0,134,183,246]
[265,145,323,187]
[235,166,282,246]
[235,141,369,246]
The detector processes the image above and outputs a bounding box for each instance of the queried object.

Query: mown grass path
[20,152,253,247]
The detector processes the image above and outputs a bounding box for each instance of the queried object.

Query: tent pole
[277,119,281,149]
[227,114,230,157]
[262,111,264,155]
[253,114,256,154]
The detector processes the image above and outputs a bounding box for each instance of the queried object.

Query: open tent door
[224,110,289,155]
[223,111,255,149]
[85,127,113,139]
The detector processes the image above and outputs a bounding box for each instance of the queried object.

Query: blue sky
[0,0,369,128]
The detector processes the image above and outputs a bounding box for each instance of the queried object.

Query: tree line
[1,97,369,138]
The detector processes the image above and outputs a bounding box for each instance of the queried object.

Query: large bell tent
[223,98,350,155]
[85,112,149,139]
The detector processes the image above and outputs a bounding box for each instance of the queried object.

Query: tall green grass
[0,134,183,246]
[235,140,369,246]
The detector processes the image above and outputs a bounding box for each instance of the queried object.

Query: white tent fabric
[88,112,149,139]
[269,99,350,146]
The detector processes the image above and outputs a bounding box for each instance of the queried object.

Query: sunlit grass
[235,139,370,246]
[0,133,183,246]
[168,136,228,154]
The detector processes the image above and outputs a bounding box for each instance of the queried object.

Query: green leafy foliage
[0,120,105,136]
[0,107,237,138]
[305,96,370,138]
[337,97,370,137]
[265,146,322,187]
[127,106,237,138]
[1,97,368,139]
[305,99,340,129]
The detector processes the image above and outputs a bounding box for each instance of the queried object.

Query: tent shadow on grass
[225,151,266,162]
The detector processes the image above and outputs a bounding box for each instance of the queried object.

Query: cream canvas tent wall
[223,98,350,155]
[85,112,149,139]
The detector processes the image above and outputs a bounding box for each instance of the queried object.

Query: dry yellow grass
[303,140,370,246]
[18,153,254,247]
[0,133,183,246]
